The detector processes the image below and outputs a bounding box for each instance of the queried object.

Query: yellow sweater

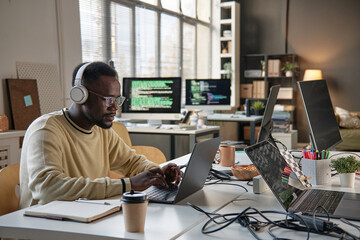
[19,109,159,208]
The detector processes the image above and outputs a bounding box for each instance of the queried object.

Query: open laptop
[245,140,360,221]
[143,136,222,204]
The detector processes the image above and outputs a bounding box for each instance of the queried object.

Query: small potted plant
[331,155,360,188]
[281,61,298,77]
[223,62,232,79]
[252,101,265,115]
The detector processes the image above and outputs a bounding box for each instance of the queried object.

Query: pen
[75,198,111,205]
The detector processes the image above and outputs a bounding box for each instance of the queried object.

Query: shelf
[243,76,294,79]
[219,1,240,109]
[220,2,233,8]
[220,37,232,41]
[220,19,232,25]
[220,53,232,58]
[240,53,299,128]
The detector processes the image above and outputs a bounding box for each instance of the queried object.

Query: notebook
[245,140,360,221]
[24,200,121,223]
[143,136,222,204]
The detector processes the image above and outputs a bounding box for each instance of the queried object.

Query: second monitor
[185,79,231,110]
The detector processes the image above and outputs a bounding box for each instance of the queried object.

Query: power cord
[187,202,359,240]
[273,138,303,160]
[206,170,249,192]
[205,177,249,193]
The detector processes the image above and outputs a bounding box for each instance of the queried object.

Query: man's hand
[130,168,168,191]
[162,163,183,187]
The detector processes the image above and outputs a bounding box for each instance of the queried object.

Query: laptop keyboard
[297,190,344,214]
[144,184,179,201]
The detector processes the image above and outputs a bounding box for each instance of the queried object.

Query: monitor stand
[309,133,316,150]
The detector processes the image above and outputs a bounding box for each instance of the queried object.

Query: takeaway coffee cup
[216,145,235,167]
[121,190,148,232]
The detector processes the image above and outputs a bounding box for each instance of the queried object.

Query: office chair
[0,163,20,216]
[110,122,167,179]
[112,121,132,146]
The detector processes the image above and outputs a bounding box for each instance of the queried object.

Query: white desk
[207,114,263,145]
[127,125,220,159]
[1,154,359,240]
[0,154,242,240]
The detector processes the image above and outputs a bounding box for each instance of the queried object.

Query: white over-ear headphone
[70,62,91,104]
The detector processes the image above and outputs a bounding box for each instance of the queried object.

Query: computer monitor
[298,79,342,151]
[121,77,182,121]
[257,85,280,143]
[185,79,231,110]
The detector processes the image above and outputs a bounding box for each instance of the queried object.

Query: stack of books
[272,111,291,133]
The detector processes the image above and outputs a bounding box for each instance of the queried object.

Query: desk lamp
[303,69,323,81]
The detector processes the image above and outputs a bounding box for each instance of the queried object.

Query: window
[160,13,180,77]
[135,7,157,77]
[79,0,213,97]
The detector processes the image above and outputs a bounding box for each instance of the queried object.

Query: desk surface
[127,125,220,135]
[1,154,359,240]
[207,113,263,122]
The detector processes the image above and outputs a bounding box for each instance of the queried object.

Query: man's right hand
[129,168,168,191]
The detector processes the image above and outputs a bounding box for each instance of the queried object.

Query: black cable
[340,218,360,232]
[204,181,248,192]
[274,139,287,151]
[188,202,358,240]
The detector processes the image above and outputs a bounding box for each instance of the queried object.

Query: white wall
[0,0,82,126]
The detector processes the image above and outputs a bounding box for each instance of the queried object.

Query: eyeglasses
[88,90,126,107]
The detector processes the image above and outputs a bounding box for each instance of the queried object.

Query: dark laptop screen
[297,80,342,150]
[245,141,304,210]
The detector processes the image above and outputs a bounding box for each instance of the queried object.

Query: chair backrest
[110,146,167,179]
[0,163,20,215]
[131,146,167,165]
[112,121,132,146]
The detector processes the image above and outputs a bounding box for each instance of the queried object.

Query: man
[19,62,182,208]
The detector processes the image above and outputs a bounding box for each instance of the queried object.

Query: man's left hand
[161,163,183,187]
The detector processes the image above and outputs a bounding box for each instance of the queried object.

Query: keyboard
[143,184,179,202]
[296,190,344,214]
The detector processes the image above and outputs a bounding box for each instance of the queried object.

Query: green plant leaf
[330,156,360,173]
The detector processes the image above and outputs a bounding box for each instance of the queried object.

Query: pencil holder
[301,158,331,185]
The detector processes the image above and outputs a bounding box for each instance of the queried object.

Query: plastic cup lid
[121,190,148,203]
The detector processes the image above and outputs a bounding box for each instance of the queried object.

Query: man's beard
[84,111,112,129]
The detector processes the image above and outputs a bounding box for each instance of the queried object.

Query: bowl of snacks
[231,165,260,180]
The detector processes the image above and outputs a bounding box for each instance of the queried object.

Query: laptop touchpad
[334,193,360,217]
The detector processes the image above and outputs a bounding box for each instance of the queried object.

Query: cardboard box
[267,59,281,77]
[272,130,298,149]
[278,87,293,99]
[272,59,281,77]
[243,126,260,141]
[240,84,253,98]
